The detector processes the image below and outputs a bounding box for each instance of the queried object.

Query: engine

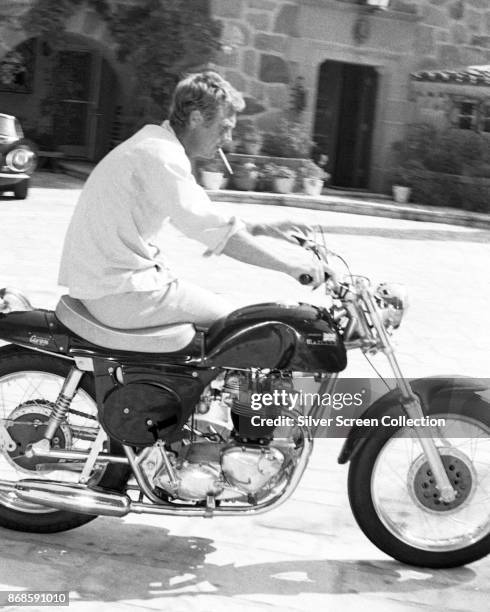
[137,370,301,502]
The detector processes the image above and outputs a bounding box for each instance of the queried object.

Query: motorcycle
[0,236,488,569]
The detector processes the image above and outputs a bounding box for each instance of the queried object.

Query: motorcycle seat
[55,295,196,353]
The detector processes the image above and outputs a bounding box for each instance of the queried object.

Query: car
[0,113,37,199]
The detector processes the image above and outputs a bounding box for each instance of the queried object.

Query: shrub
[262,119,314,158]
[299,160,329,180]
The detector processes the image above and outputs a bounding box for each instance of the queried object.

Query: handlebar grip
[299,272,332,286]
[299,274,314,285]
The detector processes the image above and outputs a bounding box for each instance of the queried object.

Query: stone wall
[210,0,490,129]
[210,0,302,130]
[391,0,490,70]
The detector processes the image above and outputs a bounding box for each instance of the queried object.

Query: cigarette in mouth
[218,148,233,174]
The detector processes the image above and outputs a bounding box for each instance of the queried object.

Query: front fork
[363,288,457,503]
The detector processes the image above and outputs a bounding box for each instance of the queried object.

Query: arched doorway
[313,60,379,189]
[0,34,125,161]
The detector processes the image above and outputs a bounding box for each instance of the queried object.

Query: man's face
[190,107,236,159]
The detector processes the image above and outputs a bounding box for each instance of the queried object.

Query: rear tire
[13,179,29,200]
[348,395,490,567]
[0,349,130,533]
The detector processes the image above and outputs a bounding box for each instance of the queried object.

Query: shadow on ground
[0,518,475,603]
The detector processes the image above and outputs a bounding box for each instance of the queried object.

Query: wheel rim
[371,415,490,552]
[0,370,105,513]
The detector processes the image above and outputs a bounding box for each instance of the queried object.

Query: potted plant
[264,164,297,194]
[390,160,423,204]
[391,172,412,204]
[231,161,259,191]
[200,158,226,190]
[299,160,330,196]
[261,118,314,159]
[236,119,263,155]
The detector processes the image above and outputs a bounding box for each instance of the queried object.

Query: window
[458,101,477,130]
[481,103,490,133]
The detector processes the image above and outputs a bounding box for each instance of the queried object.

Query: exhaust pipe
[0,479,131,517]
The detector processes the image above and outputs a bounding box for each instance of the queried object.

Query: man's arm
[245,220,316,244]
[222,228,326,286]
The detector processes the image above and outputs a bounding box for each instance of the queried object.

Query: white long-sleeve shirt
[58,121,242,299]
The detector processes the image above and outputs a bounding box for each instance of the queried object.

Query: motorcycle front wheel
[0,349,130,533]
[348,394,490,567]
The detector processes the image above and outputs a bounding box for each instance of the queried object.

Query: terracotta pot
[273,177,295,194]
[232,174,258,191]
[392,185,411,204]
[303,177,324,196]
[201,170,224,190]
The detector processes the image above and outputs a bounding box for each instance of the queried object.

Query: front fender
[337,376,489,464]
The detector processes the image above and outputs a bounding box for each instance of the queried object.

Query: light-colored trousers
[82,279,233,329]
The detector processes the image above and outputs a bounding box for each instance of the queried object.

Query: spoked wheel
[0,349,129,533]
[348,397,490,568]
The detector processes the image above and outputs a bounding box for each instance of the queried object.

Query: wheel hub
[5,400,70,472]
[410,449,474,512]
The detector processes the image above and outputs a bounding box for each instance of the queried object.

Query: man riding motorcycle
[58,71,333,328]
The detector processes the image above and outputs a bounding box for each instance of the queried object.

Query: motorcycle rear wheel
[0,349,130,533]
[348,395,490,567]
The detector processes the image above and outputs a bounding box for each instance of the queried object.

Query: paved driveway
[0,172,489,611]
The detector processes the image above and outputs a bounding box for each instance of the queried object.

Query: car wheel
[13,179,29,200]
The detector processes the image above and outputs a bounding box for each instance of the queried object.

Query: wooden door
[314,61,378,189]
[54,50,93,158]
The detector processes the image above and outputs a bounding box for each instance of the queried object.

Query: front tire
[348,394,490,567]
[13,179,29,200]
[0,349,130,533]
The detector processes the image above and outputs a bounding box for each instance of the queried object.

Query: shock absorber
[43,367,84,441]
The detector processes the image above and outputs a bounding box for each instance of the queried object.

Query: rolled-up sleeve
[136,141,245,253]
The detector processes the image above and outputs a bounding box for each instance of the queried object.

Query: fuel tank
[205,302,347,372]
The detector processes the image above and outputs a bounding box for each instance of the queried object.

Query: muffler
[0,479,131,517]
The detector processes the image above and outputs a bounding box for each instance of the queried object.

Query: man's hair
[169,71,245,130]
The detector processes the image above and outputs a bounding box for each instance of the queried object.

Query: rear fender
[0,309,69,355]
[337,376,489,464]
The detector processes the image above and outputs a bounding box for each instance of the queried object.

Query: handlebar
[299,272,331,286]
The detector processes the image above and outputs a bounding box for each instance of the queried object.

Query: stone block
[211,0,243,19]
[214,48,240,69]
[250,79,265,101]
[255,33,287,54]
[438,44,461,67]
[242,96,266,115]
[415,57,443,71]
[391,0,419,13]
[225,69,247,92]
[274,3,300,37]
[471,35,490,48]
[422,5,449,28]
[244,49,258,76]
[417,25,436,55]
[466,8,483,33]
[248,0,277,10]
[451,23,469,45]
[259,54,289,83]
[83,10,100,35]
[245,12,271,31]
[448,0,464,20]
[267,84,288,108]
[466,0,488,8]
[222,21,251,47]
[428,0,450,5]
[460,46,490,65]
